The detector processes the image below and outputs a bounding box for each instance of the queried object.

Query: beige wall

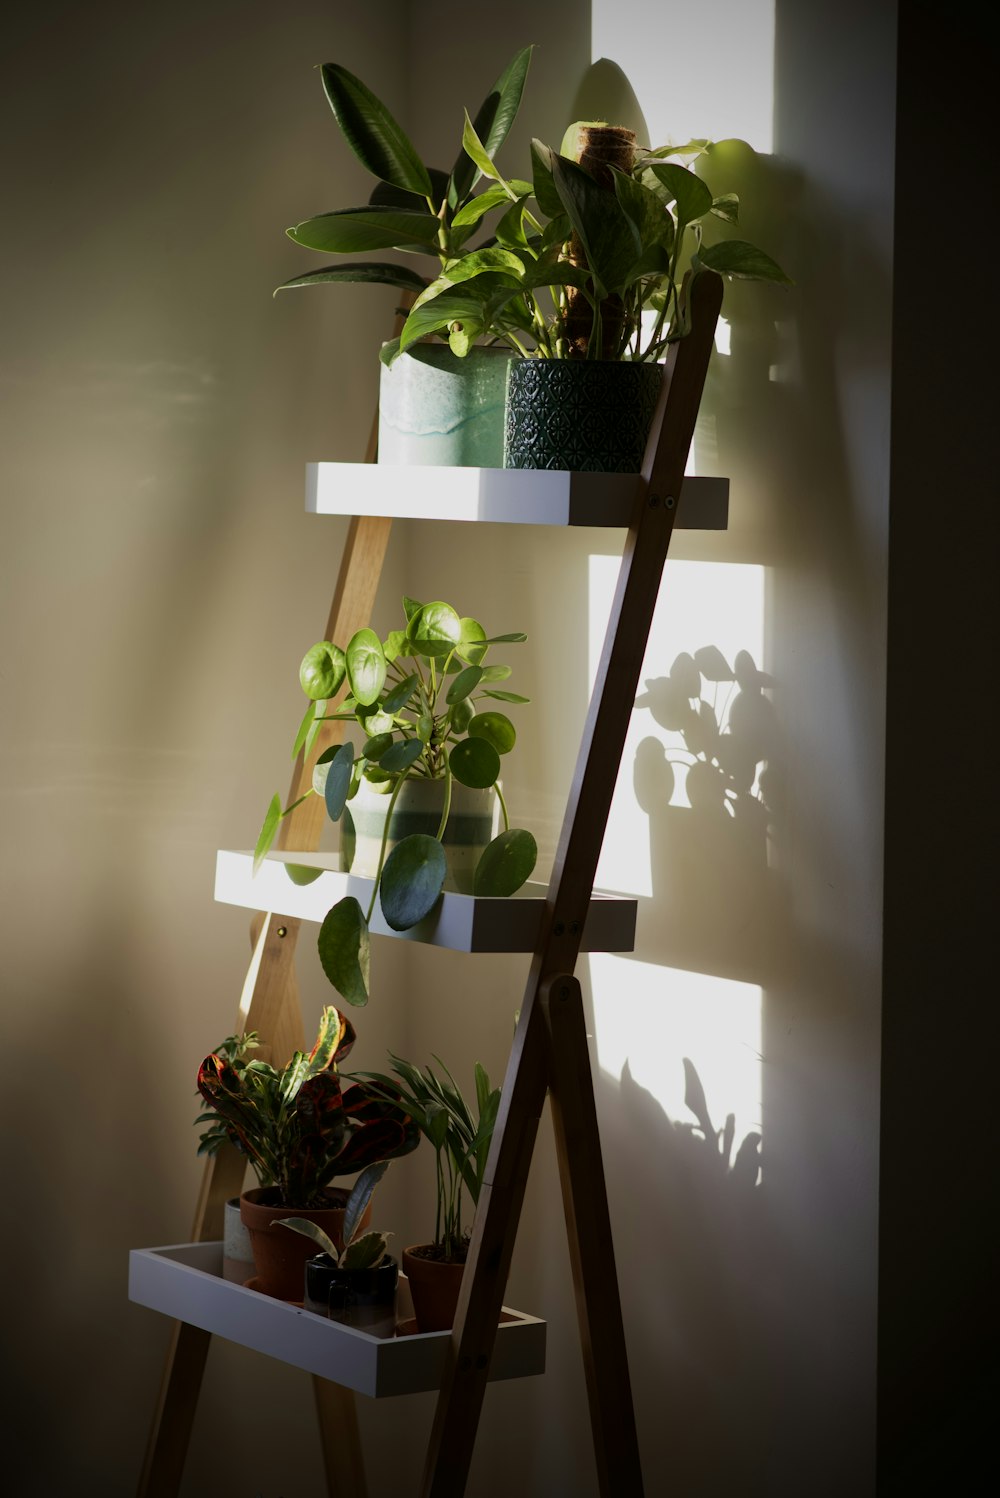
[2,3,894,1495]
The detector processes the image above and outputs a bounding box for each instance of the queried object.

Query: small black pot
[304,1253,399,1336]
[504,358,664,473]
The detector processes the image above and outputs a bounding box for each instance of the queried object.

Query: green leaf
[530,139,565,218]
[341,1231,389,1270]
[382,673,419,713]
[710,193,740,224]
[468,711,515,755]
[321,63,433,197]
[495,197,529,250]
[697,240,793,284]
[382,630,408,662]
[474,829,538,896]
[457,617,488,665]
[398,290,490,353]
[285,863,324,886]
[612,169,674,252]
[647,163,713,228]
[379,836,447,931]
[362,732,394,760]
[451,183,521,229]
[358,709,393,737]
[449,699,474,733]
[276,1216,340,1259]
[402,596,423,622]
[380,738,423,773]
[292,699,319,760]
[450,45,534,206]
[407,601,462,658]
[449,737,500,789]
[287,208,441,255]
[346,628,387,707]
[549,152,641,298]
[479,664,511,683]
[446,665,484,704]
[482,689,529,704]
[275,261,428,294]
[462,110,502,183]
[312,743,340,795]
[318,897,370,1006]
[343,1160,389,1247]
[408,248,524,316]
[324,741,356,823]
[253,794,281,875]
[300,641,347,700]
[369,171,450,210]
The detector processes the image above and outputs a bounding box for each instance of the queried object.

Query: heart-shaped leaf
[450,737,501,789]
[648,162,713,228]
[318,897,370,1006]
[324,741,356,823]
[346,628,387,706]
[300,641,346,701]
[474,828,537,896]
[468,711,516,755]
[379,835,447,931]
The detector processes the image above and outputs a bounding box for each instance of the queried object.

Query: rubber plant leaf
[275,261,429,294]
[449,44,534,208]
[321,64,433,198]
[287,208,442,255]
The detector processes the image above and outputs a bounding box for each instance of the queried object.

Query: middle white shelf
[216,849,637,954]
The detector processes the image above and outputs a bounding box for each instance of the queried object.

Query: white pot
[340,778,499,896]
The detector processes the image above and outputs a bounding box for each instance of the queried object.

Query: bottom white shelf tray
[129,1242,545,1398]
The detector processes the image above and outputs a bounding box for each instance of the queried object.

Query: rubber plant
[195,1005,419,1209]
[278,1159,392,1270]
[253,596,538,1007]
[275,42,538,360]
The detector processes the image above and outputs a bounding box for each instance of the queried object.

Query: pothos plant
[389,119,791,363]
[195,1006,419,1209]
[275,43,536,346]
[254,596,538,1007]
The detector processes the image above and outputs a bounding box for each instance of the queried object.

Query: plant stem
[365,770,410,923]
[435,762,454,842]
[495,781,510,833]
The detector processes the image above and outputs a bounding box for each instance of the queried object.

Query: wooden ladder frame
[137,272,722,1498]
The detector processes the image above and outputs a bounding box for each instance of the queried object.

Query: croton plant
[195,1005,419,1209]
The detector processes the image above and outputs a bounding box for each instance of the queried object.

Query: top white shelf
[306,463,728,529]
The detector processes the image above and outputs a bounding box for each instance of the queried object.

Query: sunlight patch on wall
[592,0,775,152]
[591,952,762,1141]
[588,556,765,897]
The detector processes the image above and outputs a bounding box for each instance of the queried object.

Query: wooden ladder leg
[419,996,551,1497]
[314,1376,369,1498]
[136,1321,213,1498]
[542,974,643,1496]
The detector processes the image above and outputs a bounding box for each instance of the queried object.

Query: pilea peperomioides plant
[254,596,538,1007]
[195,1006,419,1209]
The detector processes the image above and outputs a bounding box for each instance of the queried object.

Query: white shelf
[215,850,637,954]
[306,462,728,529]
[129,1243,545,1398]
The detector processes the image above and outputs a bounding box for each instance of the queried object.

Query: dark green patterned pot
[503,358,664,473]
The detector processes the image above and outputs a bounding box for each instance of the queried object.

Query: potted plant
[253,595,538,1007]
[390,113,792,472]
[278,1160,400,1333]
[353,1054,501,1332]
[195,1005,419,1300]
[275,47,536,467]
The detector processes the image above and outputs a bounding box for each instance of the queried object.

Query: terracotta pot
[304,1252,399,1337]
[341,778,499,896]
[239,1186,371,1302]
[402,1245,467,1332]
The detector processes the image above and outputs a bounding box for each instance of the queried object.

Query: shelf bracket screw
[276,926,287,939]
[665,495,676,509]
[649,493,660,508]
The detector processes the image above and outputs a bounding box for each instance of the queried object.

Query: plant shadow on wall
[632,644,786,979]
[604,1051,774,1497]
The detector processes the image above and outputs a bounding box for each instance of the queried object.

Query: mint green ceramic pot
[378,344,514,468]
[503,357,664,473]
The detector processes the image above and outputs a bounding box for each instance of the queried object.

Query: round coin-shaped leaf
[324,741,356,823]
[285,863,324,886]
[318,897,370,1006]
[449,736,501,788]
[473,828,538,897]
[450,698,474,733]
[312,743,340,796]
[362,732,394,761]
[458,616,488,665]
[300,641,347,700]
[407,601,461,658]
[378,835,447,931]
[346,628,387,707]
[382,673,419,713]
[381,738,424,773]
[468,711,516,754]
